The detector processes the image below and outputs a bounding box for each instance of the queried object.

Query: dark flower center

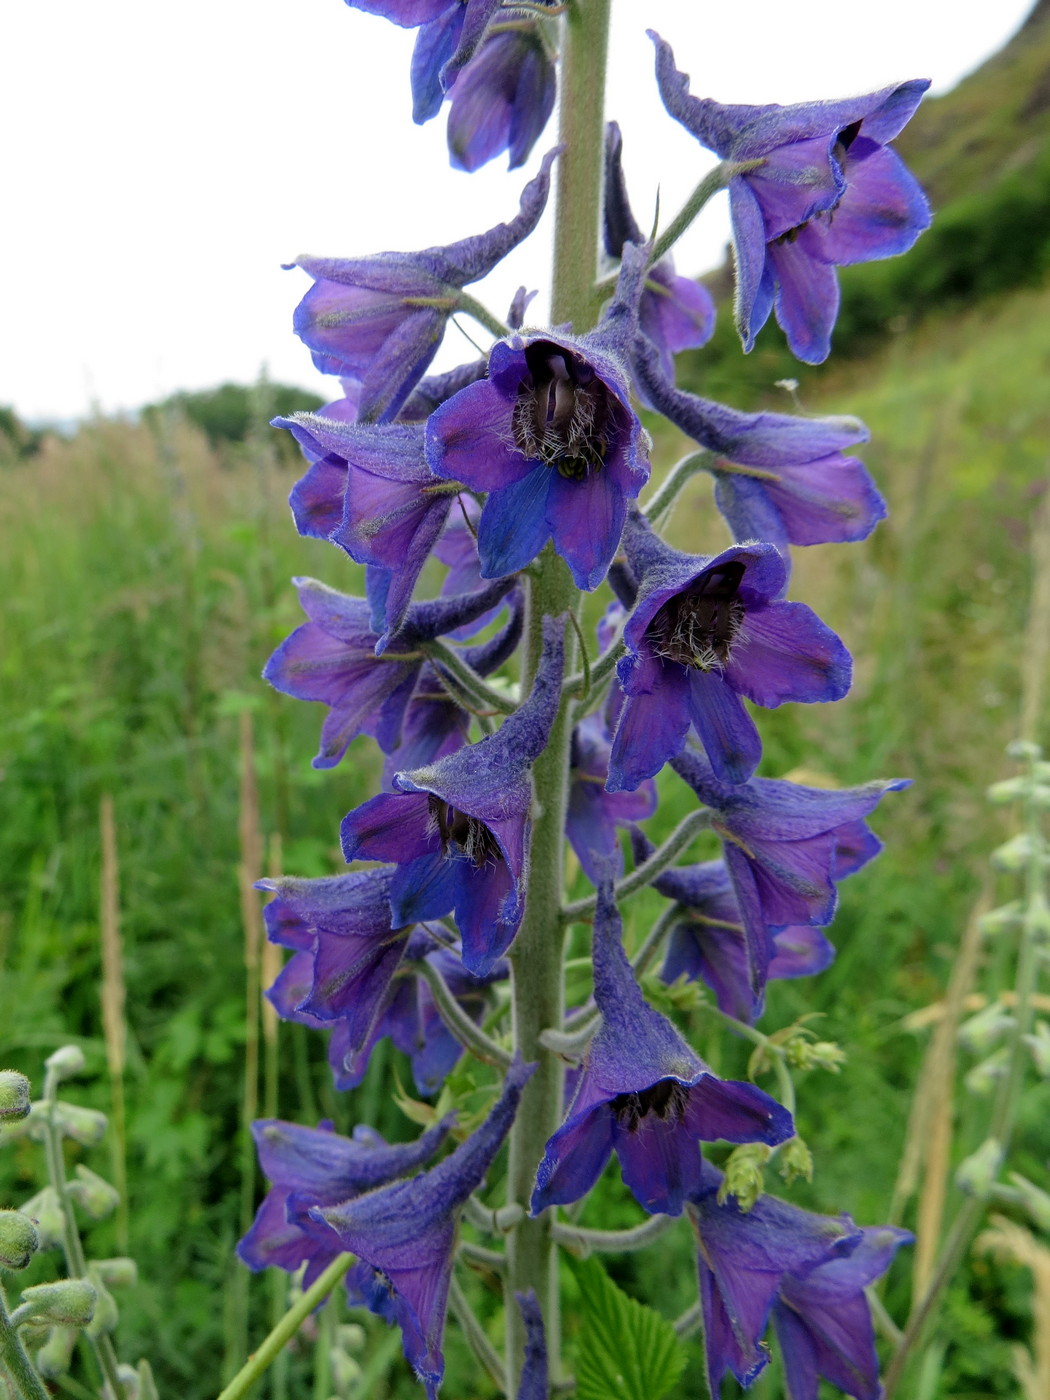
[774,123,863,246]
[610,1079,689,1133]
[645,562,746,670]
[429,796,501,868]
[512,340,610,480]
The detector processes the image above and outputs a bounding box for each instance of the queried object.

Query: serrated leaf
[571,1255,686,1400]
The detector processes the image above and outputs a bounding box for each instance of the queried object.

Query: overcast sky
[1,0,1034,422]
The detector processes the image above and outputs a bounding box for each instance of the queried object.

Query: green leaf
[571,1255,687,1400]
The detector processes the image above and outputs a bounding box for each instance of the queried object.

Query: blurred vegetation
[2,11,1050,1396]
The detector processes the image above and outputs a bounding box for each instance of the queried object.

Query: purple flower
[315,1055,535,1399]
[515,1291,548,1400]
[290,150,558,420]
[632,336,885,553]
[603,121,715,383]
[341,617,564,975]
[567,714,656,883]
[686,1162,865,1393]
[448,26,557,173]
[774,1225,913,1399]
[237,1114,453,1288]
[651,33,930,363]
[628,832,834,1024]
[607,511,851,790]
[672,748,907,1007]
[425,245,651,591]
[263,574,517,766]
[530,885,792,1218]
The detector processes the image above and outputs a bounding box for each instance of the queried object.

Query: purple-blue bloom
[447,26,557,172]
[237,1114,453,1289]
[686,1161,864,1393]
[651,32,930,363]
[515,1290,548,1400]
[604,121,715,383]
[424,244,652,591]
[341,618,564,975]
[607,511,852,790]
[315,1056,536,1399]
[290,150,558,421]
[774,1224,913,1399]
[531,884,793,1218]
[263,574,517,767]
[672,748,908,1007]
[567,714,656,883]
[631,335,885,553]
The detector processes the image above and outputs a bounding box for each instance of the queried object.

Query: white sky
[1,0,1034,422]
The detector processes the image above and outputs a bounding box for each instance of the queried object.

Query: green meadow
[3,16,1050,1394]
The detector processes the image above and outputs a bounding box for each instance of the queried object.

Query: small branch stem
[674,1301,702,1339]
[642,451,713,528]
[0,1283,50,1400]
[562,810,712,922]
[214,1254,355,1400]
[455,292,512,341]
[551,1213,676,1254]
[416,959,513,1069]
[424,640,518,716]
[449,1277,507,1395]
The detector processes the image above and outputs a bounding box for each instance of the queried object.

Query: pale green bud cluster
[717,1143,772,1212]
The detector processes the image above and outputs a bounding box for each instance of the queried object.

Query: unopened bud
[717,1143,771,1212]
[1007,739,1042,762]
[958,1001,1015,1054]
[1025,1022,1050,1077]
[102,1364,139,1400]
[785,1038,846,1073]
[19,1188,65,1250]
[0,1071,31,1122]
[45,1047,86,1083]
[339,1323,366,1352]
[85,1266,119,1339]
[1008,1173,1050,1232]
[50,1101,107,1146]
[778,1136,814,1186]
[0,1211,39,1271]
[1028,894,1050,943]
[14,1279,96,1328]
[991,833,1044,873]
[67,1166,120,1221]
[987,777,1028,805]
[331,1349,362,1392]
[965,1048,1009,1096]
[35,1326,78,1379]
[979,902,1024,937]
[93,1258,137,1290]
[956,1138,1004,1198]
[136,1359,159,1400]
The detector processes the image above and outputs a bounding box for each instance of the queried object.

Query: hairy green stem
[551,1213,677,1254]
[455,291,513,341]
[561,809,713,922]
[416,960,513,1069]
[642,451,714,527]
[424,640,518,715]
[0,1282,50,1400]
[450,1277,507,1394]
[214,1254,355,1400]
[503,1,610,1388]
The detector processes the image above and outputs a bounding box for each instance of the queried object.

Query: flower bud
[1006,739,1042,762]
[50,1101,108,1146]
[987,777,1028,805]
[330,1349,362,1393]
[964,1048,1009,1096]
[1028,893,1050,944]
[785,1038,847,1073]
[991,833,1044,873]
[84,1265,119,1338]
[0,1071,31,1122]
[777,1136,814,1186]
[958,1001,1015,1055]
[0,1210,39,1271]
[136,1359,159,1400]
[45,1046,86,1083]
[1025,1022,1050,1077]
[979,902,1024,937]
[717,1143,771,1212]
[14,1279,96,1328]
[93,1257,137,1289]
[955,1138,1003,1198]
[35,1325,78,1379]
[67,1166,120,1221]
[20,1187,65,1250]
[1008,1172,1050,1232]
[102,1364,139,1400]
[339,1323,366,1352]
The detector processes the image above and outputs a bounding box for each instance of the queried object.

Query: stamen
[428,795,501,868]
[646,562,747,671]
[512,340,611,479]
[610,1079,690,1133]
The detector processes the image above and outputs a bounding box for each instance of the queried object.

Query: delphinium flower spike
[341,616,564,975]
[650,31,930,363]
[531,883,793,1218]
[607,510,852,790]
[290,149,559,421]
[314,1055,536,1399]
